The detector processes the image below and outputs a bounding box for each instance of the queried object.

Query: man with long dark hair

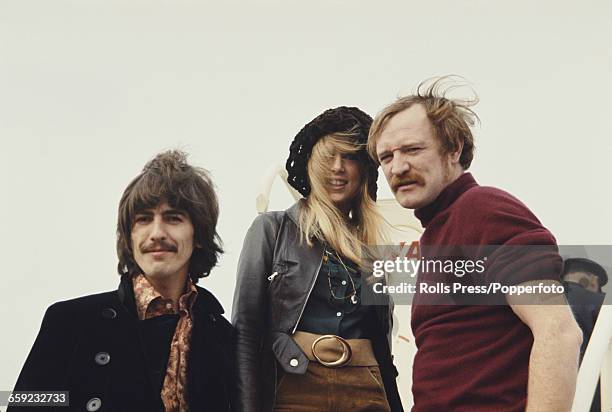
[10,150,233,412]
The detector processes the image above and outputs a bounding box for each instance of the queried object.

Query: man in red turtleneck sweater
[367,78,582,412]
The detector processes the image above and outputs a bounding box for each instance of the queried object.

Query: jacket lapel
[187,286,229,410]
[115,276,165,409]
[284,200,325,294]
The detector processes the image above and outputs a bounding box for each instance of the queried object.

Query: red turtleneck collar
[414,172,478,228]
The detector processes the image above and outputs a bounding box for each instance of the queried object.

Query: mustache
[390,173,424,191]
[140,240,178,254]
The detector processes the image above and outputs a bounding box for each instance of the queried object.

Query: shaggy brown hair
[116,150,223,282]
[368,76,479,169]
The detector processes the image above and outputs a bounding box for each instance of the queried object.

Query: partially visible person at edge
[232,107,403,411]
[562,257,607,356]
[367,77,582,412]
[562,257,607,412]
[10,151,234,412]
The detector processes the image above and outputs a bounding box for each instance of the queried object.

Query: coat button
[101,308,117,319]
[94,352,111,366]
[86,397,102,411]
[289,358,298,367]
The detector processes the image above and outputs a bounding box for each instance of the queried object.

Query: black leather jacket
[232,201,403,412]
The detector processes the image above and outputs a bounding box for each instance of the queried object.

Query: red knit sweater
[411,173,562,412]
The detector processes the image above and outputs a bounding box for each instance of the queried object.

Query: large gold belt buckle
[311,335,352,368]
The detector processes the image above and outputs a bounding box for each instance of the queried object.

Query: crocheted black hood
[286,106,378,200]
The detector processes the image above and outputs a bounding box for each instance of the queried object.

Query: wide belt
[292,331,378,368]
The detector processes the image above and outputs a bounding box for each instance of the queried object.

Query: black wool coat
[9,275,234,412]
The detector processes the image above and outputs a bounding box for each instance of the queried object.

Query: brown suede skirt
[273,332,391,412]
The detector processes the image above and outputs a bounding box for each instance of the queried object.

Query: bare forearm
[525,330,581,412]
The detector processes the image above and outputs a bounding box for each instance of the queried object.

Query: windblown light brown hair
[116,150,223,283]
[368,76,479,168]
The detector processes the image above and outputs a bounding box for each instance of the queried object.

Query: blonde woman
[232,107,403,412]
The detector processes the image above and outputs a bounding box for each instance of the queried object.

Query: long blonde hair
[298,133,385,267]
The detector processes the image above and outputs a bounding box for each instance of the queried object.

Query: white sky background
[1,0,611,397]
